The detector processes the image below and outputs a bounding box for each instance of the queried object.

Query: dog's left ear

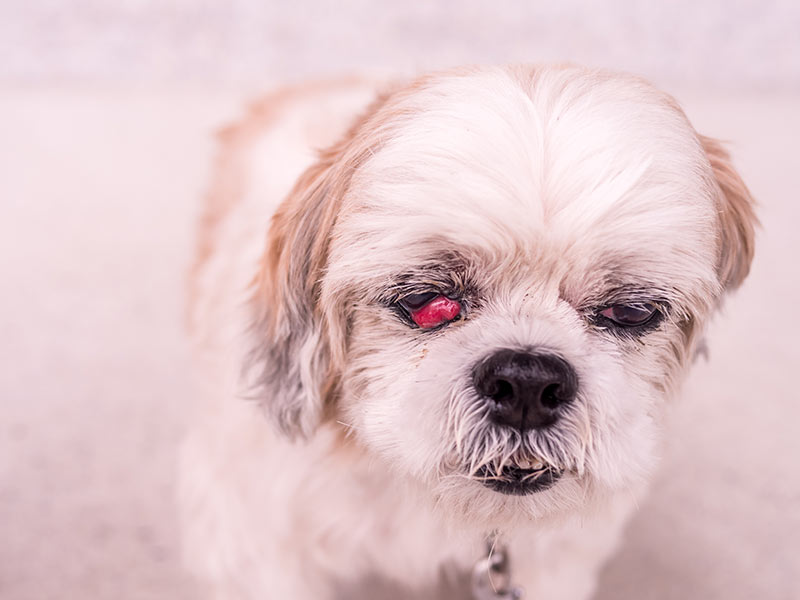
[700,135,758,292]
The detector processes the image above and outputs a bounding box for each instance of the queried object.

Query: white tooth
[517,458,545,470]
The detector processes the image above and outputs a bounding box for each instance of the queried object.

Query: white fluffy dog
[181,65,756,600]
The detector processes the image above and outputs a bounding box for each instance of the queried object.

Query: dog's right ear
[246,92,394,439]
[247,153,342,438]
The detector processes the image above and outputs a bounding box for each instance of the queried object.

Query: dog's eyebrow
[600,283,670,302]
[379,251,475,300]
[569,277,676,310]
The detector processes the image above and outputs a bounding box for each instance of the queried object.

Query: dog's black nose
[472,349,578,431]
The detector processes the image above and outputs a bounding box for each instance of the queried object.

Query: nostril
[489,378,514,403]
[540,383,562,409]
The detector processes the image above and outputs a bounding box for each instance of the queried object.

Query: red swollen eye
[399,294,461,329]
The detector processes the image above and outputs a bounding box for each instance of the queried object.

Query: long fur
[181,65,756,600]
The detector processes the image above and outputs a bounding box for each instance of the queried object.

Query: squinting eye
[599,303,660,327]
[398,293,462,329]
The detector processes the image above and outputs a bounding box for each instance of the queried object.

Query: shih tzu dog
[180,64,756,600]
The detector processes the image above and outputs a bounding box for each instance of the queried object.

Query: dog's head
[247,65,756,526]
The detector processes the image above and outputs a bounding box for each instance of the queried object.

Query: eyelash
[590,301,668,335]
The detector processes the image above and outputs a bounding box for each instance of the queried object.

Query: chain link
[470,533,523,600]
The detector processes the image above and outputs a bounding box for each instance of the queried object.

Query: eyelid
[599,303,657,320]
[390,288,465,330]
[624,301,655,310]
[398,291,439,311]
[590,296,666,312]
[592,299,668,334]
[600,301,660,315]
[407,295,462,329]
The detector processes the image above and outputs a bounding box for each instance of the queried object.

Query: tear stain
[412,346,429,368]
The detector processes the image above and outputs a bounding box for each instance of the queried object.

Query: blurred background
[1,1,798,599]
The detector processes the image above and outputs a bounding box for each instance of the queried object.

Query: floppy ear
[699,135,758,292]
[248,157,342,438]
[247,93,393,438]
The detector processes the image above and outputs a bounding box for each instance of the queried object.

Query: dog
[180,64,756,600]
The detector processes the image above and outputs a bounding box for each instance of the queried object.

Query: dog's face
[249,66,755,528]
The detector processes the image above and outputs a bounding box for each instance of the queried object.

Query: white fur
[181,66,754,599]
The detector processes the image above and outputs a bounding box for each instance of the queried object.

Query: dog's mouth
[474,457,562,496]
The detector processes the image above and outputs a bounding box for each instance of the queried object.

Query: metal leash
[470,532,523,600]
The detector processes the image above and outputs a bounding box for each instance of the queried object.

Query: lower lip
[476,465,562,496]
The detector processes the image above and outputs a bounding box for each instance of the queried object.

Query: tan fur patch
[700,135,758,290]
[186,79,369,334]
[247,86,403,430]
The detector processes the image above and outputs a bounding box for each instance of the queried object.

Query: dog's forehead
[332,68,718,286]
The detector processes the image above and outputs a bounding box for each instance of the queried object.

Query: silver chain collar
[470,533,523,600]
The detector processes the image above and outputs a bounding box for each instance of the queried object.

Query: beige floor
[1,86,797,600]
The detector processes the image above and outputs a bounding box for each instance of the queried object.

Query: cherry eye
[599,303,659,327]
[398,293,461,329]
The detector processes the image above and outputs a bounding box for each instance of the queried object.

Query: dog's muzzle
[469,349,576,495]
